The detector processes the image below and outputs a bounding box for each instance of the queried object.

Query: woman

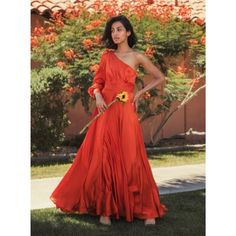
[50,15,167,226]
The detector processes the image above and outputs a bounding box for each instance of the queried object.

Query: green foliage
[31,10,205,111]
[31,67,70,152]
[165,70,191,101]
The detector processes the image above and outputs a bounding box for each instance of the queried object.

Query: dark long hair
[102,15,137,49]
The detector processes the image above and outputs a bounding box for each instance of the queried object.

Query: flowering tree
[31,0,205,150]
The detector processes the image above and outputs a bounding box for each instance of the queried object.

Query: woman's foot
[99,216,111,225]
[144,218,156,226]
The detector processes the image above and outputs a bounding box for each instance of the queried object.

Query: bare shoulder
[133,50,148,61]
[133,50,144,58]
[133,50,150,66]
[132,50,164,79]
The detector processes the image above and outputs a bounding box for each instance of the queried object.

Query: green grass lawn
[31,189,205,236]
[148,149,205,167]
[31,150,205,179]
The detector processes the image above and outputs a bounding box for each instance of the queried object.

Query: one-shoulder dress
[50,49,167,222]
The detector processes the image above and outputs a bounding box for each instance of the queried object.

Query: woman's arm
[87,50,108,98]
[133,52,166,109]
[87,50,108,113]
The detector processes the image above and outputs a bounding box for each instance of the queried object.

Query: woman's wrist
[94,90,102,99]
[94,89,100,95]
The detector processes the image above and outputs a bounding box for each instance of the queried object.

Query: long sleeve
[87,50,108,99]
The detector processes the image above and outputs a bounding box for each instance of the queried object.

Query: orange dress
[50,49,167,222]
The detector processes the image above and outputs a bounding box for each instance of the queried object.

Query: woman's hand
[133,90,143,111]
[95,92,108,114]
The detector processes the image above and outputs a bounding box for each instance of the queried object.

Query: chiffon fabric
[50,49,167,222]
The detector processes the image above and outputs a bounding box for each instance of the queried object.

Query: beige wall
[141,82,205,144]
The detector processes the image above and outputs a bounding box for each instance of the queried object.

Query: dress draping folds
[50,49,167,222]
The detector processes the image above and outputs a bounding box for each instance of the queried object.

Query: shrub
[31,67,70,152]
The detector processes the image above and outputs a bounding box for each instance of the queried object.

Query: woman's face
[111,21,131,45]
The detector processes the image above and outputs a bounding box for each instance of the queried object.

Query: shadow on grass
[31,190,205,236]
